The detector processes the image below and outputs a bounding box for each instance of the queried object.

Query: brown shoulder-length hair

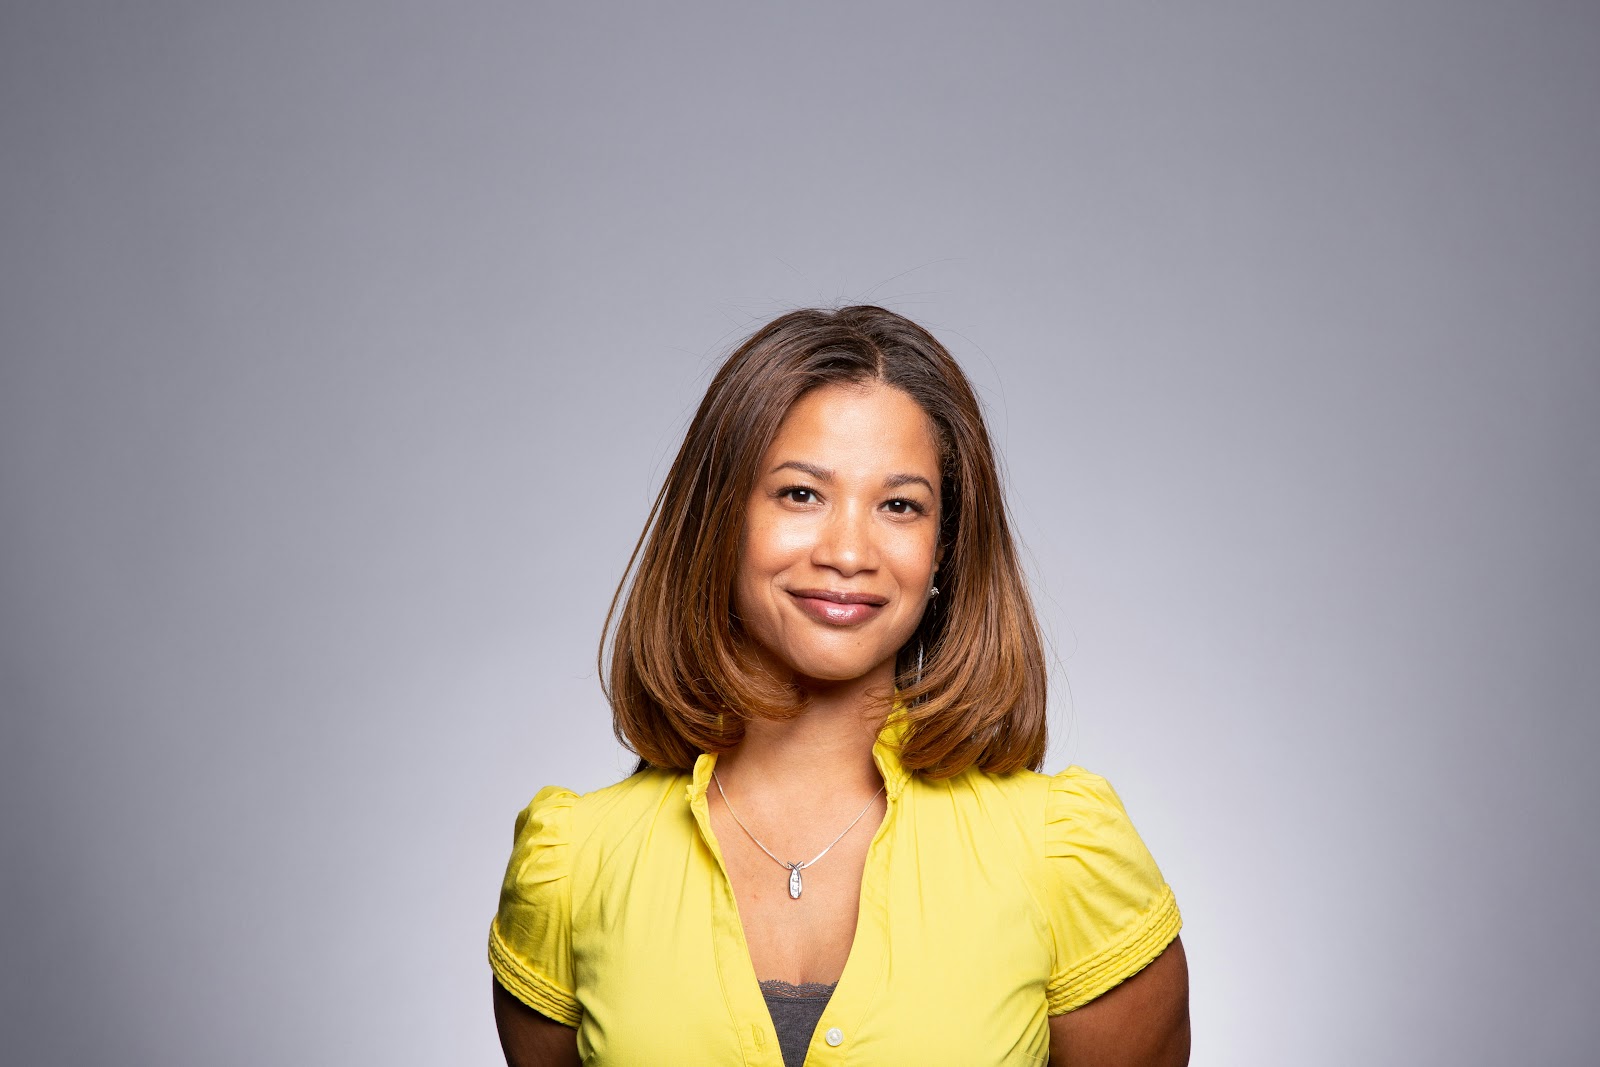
[600,306,1047,778]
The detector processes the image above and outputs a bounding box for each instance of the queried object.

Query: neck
[714,677,889,804]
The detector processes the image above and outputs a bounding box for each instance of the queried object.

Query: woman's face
[734,381,942,691]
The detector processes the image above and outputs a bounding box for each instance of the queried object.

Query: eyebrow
[770,460,935,495]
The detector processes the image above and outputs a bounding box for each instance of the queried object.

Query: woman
[490,306,1189,1066]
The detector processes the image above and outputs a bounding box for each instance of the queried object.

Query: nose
[812,499,878,577]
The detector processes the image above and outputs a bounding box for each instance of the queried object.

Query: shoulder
[905,761,1125,820]
[902,762,1149,825]
[908,761,1052,803]
[509,767,690,852]
[502,767,697,876]
[499,785,580,893]
[1042,765,1143,849]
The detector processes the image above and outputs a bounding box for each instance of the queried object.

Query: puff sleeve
[488,786,582,1027]
[1043,768,1182,1015]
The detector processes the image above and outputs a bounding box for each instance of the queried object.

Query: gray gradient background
[2,3,1596,1065]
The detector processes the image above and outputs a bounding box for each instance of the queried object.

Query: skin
[1048,937,1190,1066]
[730,381,943,694]
[496,382,1189,1066]
[493,981,580,1067]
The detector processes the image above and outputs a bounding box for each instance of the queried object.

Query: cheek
[740,512,809,575]
[887,528,940,582]
[733,515,791,610]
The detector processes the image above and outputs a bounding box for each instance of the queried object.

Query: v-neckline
[685,713,911,1062]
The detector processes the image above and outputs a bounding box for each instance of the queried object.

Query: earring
[928,585,939,599]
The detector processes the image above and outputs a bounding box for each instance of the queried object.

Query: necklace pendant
[788,864,803,900]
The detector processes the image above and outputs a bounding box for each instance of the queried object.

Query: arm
[493,979,581,1067]
[1048,936,1190,1067]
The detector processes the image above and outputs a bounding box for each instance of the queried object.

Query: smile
[787,589,888,626]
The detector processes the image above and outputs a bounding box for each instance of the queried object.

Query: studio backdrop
[2,3,1597,1065]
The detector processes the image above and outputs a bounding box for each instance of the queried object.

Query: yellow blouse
[489,716,1181,1065]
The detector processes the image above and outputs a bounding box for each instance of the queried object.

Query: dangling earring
[912,570,939,691]
[918,579,938,684]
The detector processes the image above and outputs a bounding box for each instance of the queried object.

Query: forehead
[762,382,941,475]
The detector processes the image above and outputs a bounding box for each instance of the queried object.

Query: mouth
[787,588,889,626]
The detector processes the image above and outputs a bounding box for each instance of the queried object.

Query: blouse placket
[684,721,911,1065]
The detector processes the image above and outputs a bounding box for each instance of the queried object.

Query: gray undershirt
[759,980,837,1067]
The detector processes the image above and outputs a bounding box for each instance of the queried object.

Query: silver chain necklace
[712,770,885,900]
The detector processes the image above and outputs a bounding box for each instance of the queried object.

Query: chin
[792,666,871,686]
[782,650,899,689]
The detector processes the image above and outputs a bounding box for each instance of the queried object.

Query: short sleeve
[1043,768,1182,1015]
[487,786,582,1027]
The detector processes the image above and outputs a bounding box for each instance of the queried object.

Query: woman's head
[602,306,1047,777]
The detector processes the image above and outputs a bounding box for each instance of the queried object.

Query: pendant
[787,863,803,899]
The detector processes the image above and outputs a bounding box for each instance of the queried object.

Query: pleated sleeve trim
[487,785,582,1028]
[1042,767,1182,1015]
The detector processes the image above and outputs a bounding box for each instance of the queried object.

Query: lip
[787,588,888,626]
[788,588,889,605]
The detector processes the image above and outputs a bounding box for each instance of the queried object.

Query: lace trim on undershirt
[758,978,838,1000]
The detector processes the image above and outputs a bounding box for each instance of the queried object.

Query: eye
[778,486,818,505]
[883,498,927,516]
